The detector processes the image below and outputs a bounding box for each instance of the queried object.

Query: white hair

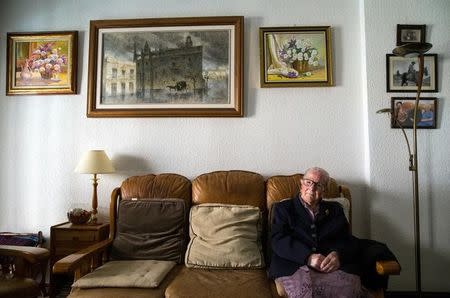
[304,167,330,184]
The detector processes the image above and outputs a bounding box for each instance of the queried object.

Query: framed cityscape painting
[259,26,333,87]
[86,16,243,117]
[6,31,78,95]
[391,97,437,129]
[386,54,437,92]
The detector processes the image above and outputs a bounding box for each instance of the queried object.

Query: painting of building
[133,36,205,100]
[99,28,231,105]
[102,56,136,102]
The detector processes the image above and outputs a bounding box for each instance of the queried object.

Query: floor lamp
[377,42,432,296]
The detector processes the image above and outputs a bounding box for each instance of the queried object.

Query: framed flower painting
[6,31,78,95]
[259,26,333,87]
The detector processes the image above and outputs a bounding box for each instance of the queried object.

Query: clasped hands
[307,251,340,273]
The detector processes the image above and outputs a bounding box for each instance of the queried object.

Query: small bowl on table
[67,208,91,225]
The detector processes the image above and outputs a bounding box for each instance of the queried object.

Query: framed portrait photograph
[396,24,426,46]
[391,97,437,129]
[386,54,437,92]
[259,26,333,88]
[86,16,243,117]
[6,31,78,95]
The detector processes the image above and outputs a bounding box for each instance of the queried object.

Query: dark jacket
[358,239,398,290]
[268,196,358,279]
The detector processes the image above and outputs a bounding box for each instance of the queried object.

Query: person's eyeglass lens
[302,178,324,190]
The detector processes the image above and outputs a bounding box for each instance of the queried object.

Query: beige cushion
[185,203,264,269]
[72,260,176,288]
[324,197,350,221]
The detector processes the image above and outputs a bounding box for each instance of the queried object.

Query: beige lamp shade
[75,150,115,174]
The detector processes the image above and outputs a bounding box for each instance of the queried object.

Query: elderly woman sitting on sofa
[269,167,364,298]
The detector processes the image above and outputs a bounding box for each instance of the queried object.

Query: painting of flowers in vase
[7,31,77,95]
[259,26,333,87]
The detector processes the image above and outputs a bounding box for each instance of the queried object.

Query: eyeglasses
[301,178,325,190]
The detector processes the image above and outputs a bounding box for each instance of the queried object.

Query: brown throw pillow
[111,198,188,263]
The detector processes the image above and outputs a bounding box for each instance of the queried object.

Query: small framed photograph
[87,16,243,117]
[6,31,78,95]
[391,97,437,129]
[386,54,437,92]
[396,24,426,46]
[259,26,333,87]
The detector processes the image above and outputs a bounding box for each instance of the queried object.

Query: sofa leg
[371,288,385,298]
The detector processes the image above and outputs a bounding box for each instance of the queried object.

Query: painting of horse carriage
[386,54,437,92]
[87,16,243,117]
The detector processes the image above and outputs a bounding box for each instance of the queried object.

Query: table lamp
[75,150,115,224]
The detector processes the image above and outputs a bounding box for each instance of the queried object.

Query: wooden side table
[50,222,109,297]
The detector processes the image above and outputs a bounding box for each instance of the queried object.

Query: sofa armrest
[0,245,49,264]
[376,260,401,275]
[0,245,49,294]
[53,238,113,280]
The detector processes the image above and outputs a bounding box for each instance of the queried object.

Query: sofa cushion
[192,171,266,210]
[324,197,350,221]
[72,260,176,288]
[185,203,264,269]
[165,266,272,298]
[68,265,183,298]
[120,174,191,203]
[111,198,188,263]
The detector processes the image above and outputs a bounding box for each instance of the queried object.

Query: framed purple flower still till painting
[259,26,333,88]
[6,31,78,95]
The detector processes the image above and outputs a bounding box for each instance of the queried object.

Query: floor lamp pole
[379,42,431,296]
[412,53,424,297]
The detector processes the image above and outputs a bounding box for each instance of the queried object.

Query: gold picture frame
[6,31,78,95]
[259,26,333,88]
[87,16,243,117]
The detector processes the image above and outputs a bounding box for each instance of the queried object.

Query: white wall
[364,0,450,292]
[0,0,448,292]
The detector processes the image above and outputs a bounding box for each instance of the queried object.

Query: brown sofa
[53,170,400,298]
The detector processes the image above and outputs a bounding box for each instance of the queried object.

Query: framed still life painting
[259,26,333,88]
[6,31,78,95]
[391,97,437,129]
[86,16,243,117]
